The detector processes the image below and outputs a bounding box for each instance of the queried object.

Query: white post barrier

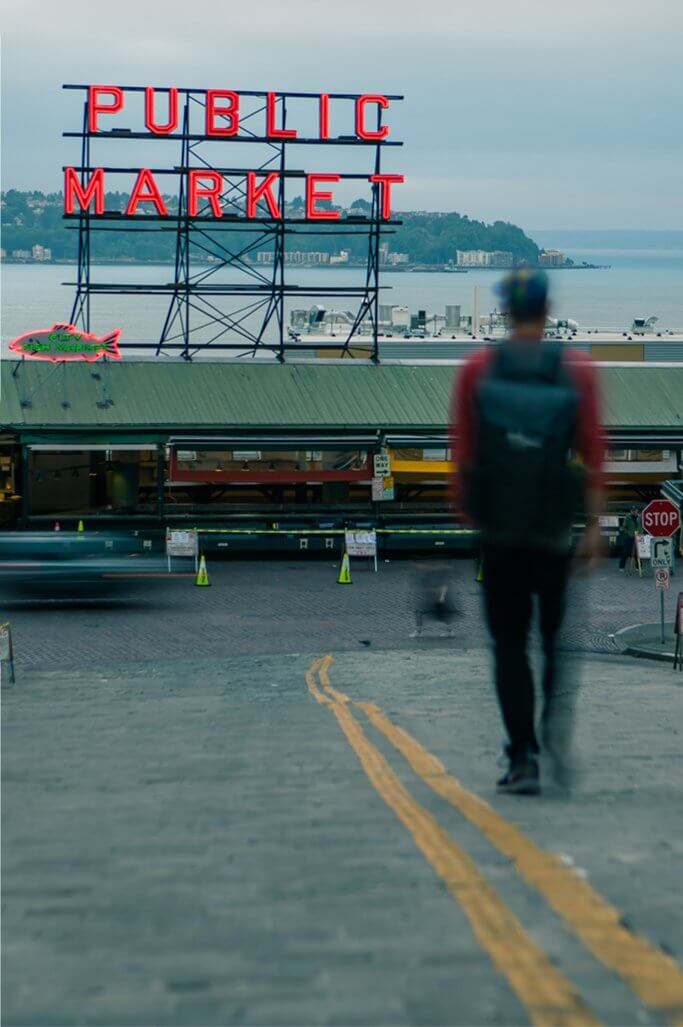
[0,622,15,686]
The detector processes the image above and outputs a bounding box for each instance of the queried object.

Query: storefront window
[27,449,158,519]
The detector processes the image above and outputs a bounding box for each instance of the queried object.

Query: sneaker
[496,754,540,795]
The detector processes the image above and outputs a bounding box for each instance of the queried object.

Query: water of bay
[2,247,682,354]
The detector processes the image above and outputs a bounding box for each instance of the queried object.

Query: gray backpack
[465,341,583,551]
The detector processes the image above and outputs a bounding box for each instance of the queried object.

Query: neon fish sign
[9,324,122,362]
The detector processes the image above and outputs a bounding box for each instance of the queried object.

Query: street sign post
[655,568,670,590]
[642,499,681,538]
[642,501,680,644]
[655,568,670,644]
[651,538,673,569]
[373,451,391,478]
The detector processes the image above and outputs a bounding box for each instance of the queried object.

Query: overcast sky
[2,0,681,231]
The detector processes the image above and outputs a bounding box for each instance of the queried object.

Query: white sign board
[166,529,198,558]
[636,534,652,559]
[372,476,395,501]
[655,568,670,591]
[371,477,386,501]
[345,530,377,557]
[373,451,391,478]
[651,538,673,569]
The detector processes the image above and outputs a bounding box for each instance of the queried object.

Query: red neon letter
[266,92,297,139]
[356,94,390,140]
[319,93,330,140]
[126,169,168,216]
[206,90,239,136]
[369,174,404,219]
[88,86,124,133]
[144,87,179,134]
[306,174,341,220]
[64,167,105,214]
[246,172,281,219]
[189,171,224,217]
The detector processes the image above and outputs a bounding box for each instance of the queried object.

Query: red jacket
[449,345,604,517]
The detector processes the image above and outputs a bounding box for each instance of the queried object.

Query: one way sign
[651,538,673,568]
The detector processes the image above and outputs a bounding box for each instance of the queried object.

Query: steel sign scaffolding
[62,84,404,362]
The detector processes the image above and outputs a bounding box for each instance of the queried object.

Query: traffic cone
[475,557,484,583]
[77,519,84,532]
[195,554,210,587]
[53,521,61,532]
[337,552,352,584]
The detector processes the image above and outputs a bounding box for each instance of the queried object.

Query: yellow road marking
[335,689,683,1027]
[307,657,601,1027]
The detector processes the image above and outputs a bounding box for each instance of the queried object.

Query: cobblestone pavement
[3,557,683,1025]
[2,557,677,670]
[3,648,682,1026]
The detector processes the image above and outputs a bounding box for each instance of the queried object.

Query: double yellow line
[307,655,683,1027]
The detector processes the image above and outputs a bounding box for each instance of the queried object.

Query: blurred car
[0,532,168,598]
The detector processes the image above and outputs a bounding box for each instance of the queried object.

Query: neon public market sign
[64,86,404,221]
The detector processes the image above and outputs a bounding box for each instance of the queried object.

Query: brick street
[3,557,678,669]
[2,558,682,1026]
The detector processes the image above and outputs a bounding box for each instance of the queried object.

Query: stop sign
[642,499,681,538]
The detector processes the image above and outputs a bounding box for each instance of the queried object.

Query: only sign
[642,499,681,538]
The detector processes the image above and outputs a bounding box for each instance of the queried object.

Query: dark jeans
[618,536,635,569]
[481,545,571,761]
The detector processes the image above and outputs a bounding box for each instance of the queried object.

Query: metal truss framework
[63,85,403,361]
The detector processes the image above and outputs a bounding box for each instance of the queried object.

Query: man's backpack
[466,341,583,551]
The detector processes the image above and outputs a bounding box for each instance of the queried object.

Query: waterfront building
[539,249,566,267]
[256,250,331,265]
[31,244,52,261]
[456,250,513,268]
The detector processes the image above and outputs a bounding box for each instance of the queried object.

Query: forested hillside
[1,190,540,265]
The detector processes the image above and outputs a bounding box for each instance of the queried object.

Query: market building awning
[2,359,682,445]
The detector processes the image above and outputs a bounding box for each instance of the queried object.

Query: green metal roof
[1,360,682,441]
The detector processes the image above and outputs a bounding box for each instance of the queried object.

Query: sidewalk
[617,621,680,664]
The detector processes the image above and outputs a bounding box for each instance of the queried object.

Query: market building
[2,359,682,549]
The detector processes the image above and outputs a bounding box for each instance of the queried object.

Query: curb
[615,621,679,667]
[622,646,677,665]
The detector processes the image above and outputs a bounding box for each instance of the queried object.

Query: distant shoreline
[0,259,609,271]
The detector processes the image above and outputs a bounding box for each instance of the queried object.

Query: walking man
[451,269,604,794]
[618,505,641,572]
